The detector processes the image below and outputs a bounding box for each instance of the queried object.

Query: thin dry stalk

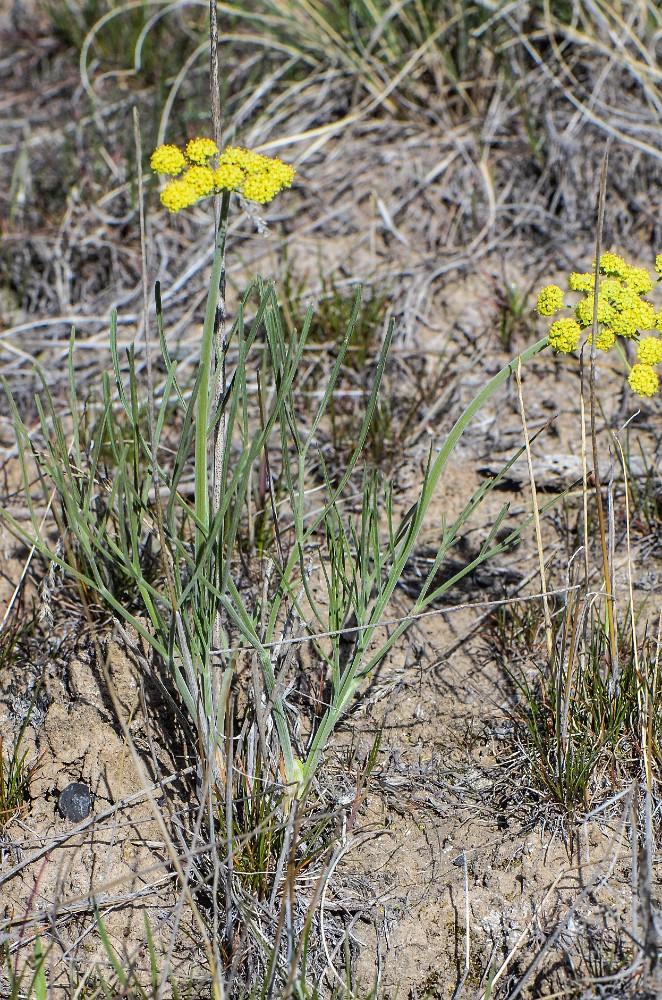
[515,357,553,659]
[209,0,230,706]
[132,106,154,440]
[579,353,590,586]
[588,144,618,666]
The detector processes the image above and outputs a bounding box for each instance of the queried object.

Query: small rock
[478,454,657,492]
[58,782,92,822]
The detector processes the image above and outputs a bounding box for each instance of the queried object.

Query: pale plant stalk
[649,612,662,794]
[209,0,230,749]
[579,353,590,585]
[613,433,646,784]
[132,107,155,442]
[516,357,553,659]
[193,189,231,775]
[589,146,618,666]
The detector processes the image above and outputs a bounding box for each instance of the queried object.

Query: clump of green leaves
[492,594,662,815]
[280,271,387,368]
[15,349,169,617]
[0,714,39,830]
[0,604,40,830]
[280,270,443,467]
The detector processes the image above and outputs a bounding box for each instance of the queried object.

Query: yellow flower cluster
[150,137,296,213]
[185,138,219,165]
[598,252,628,276]
[548,317,581,354]
[537,252,662,397]
[160,179,200,213]
[149,144,186,176]
[595,328,616,352]
[568,272,593,293]
[574,295,615,327]
[637,336,662,366]
[536,284,564,316]
[214,162,245,192]
[628,364,659,397]
[217,146,296,204]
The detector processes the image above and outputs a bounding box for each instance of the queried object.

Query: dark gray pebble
[58,782,92,822]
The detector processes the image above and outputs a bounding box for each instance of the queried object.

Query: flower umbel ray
[151,137,295,213]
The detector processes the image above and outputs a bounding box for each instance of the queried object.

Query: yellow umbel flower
[213,163,245,192]
[610,311,639,338]
[607,297,656,337]
[623,265,653,295]
[630,299,657,331]
[628,364,659,397]
[185,138,219,165]
[150,144,186,176]
[160,179,199,213]
[574,298,592,328]
[636,336,662,366]
[568,272,594,293]
[220,147,269,173]
[151,140,295,212]
[599,278,623,300]
[243,172,283,204]
[536,284,564,316]
[184,166,216,197]
[595,328,616,352]
[216,147,295,196]
[230,149,296,203]
[548,318,581,354]
[598,252,628,277]
[264,157,295,188]
[605,285,636,311]
[574,294,615,328]
[542,251,662,394]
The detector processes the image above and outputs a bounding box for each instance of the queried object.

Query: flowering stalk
[195,190,230,545]
[536,247,662,667]
[151,136,298,780]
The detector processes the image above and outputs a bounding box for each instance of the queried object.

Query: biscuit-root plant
[506,250,662,812]
[2,133,578,802]
[537,250,662,658]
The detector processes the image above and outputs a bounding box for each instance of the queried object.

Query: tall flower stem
[589,149,618,671]
[193,191,232,776]
[195,191,231,549]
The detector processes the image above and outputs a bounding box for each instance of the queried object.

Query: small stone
[58,782,92,822]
